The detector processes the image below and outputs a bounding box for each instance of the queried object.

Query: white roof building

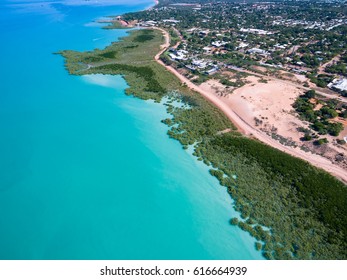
[237,42,249,49]
[274,44,286,49]
[163,19,180,23]
[247,48,269,56]
[328,78,347,92]
[240,28,274,35]
[205,67,219,75]
[168,50,187,61]
[192,59,208,69]
[203,47,212,53]
[141,20,157,26]
[211,41,228,47]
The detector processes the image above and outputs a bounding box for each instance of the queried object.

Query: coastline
[0,0,265,260]
[102,0,345,183]
[153,28,347,184]
[59,4,347,260]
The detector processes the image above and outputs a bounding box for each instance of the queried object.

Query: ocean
[0,0,263,260]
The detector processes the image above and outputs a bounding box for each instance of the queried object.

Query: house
[141,20,157,27]
[247,48,269,56]
[192,59,208,69]
[236,42,249,49]
[185,65,196,71]
[328,78,347,92]
[274,44,286,49]
[211,41,227,47]
[240,28,274,35]
[198,30,209,36]
[205,67,219,75]
[203,47,213,54]
[163,19,180,24]
[168,50,188,61]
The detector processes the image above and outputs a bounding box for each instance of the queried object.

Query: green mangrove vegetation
[59,28,347,260]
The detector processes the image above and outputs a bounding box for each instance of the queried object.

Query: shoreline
[60,6,347,259]
[153,27,347,184]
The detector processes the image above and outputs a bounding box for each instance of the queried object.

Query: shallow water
[0,0,263,260]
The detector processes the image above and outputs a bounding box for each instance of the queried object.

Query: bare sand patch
[200,79,229,96]
[227,78,303,142]
[224,77,347,172]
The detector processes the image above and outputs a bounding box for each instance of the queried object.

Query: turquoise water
[0,0,263,260]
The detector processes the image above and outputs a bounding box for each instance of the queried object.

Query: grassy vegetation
[133,30,156,42]
[169,28,180,47]
[59,28,347,260]
[59,29,180,101]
